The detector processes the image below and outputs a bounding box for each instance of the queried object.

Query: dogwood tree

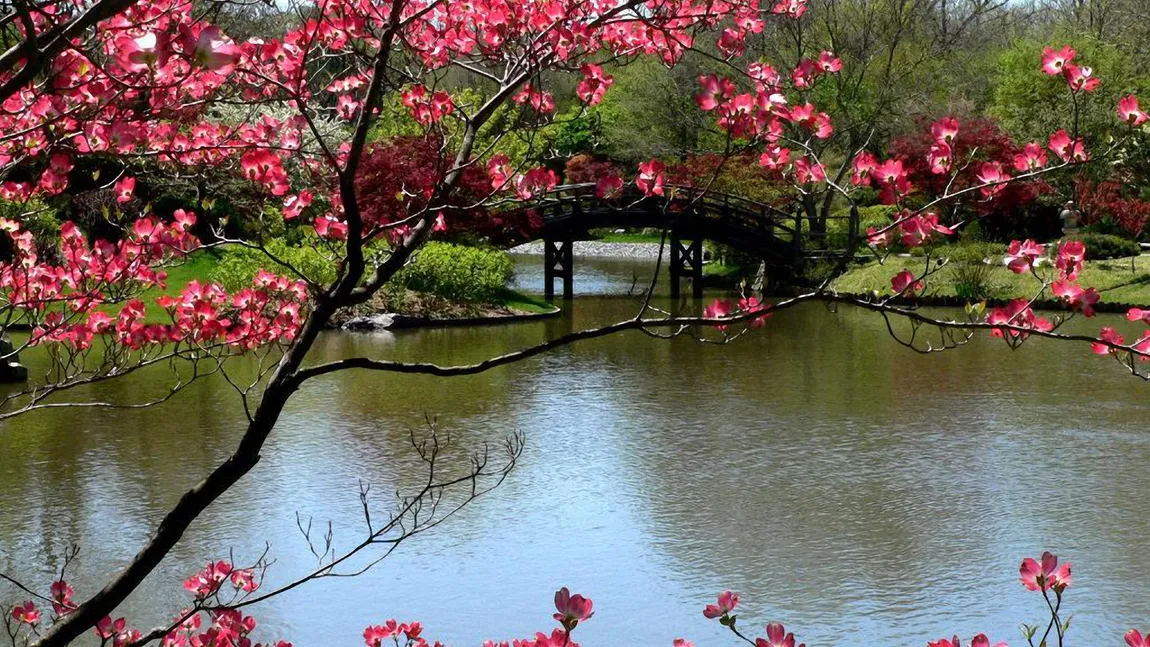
[0,0,1148,643]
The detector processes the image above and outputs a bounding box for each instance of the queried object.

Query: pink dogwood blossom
[553,587,594,629]
[1041,45,1076,75]
[703,590,739,618]
[1119,95,1148,126]
[10,601,39,624]
[637,159,666,196]
[892,270,924,296]
[1019,552,1072,592]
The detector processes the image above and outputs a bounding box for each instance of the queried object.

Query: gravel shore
[509,240,667,259]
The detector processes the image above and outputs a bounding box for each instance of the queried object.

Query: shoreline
[509,240,666,259]
[789,288,1147,314]
[336,305,561,332]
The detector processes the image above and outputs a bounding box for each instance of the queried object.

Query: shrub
[552,108,603,157]
[1077,178,1150,239]
[951,262,996,300]
[212,238,338,290]
[703,241,759,271]
[1062,233,1141,260]
[937,242,1007,301]
[889,117,1057,241]
[399,242,513,302]
[0,198,59,262]
[356,136,541,246]
[664,153,787,203]
[564,154,621,184]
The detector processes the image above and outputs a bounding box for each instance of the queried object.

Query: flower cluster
[183,560,258,599]
[701,590,805,647]
[8,555,1150,647]
[364,621,427,647]
[693,51,839,181]
[987,299,1054,341]
[1041,46,1099,93]
[867,209,954,249]
[702,295,772,331]
[27,272,307,352]
[0,213,196,315]
[401,85,456,125]
[1094,308,1150,359]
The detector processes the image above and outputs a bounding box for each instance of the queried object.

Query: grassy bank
[595,231,666,244]
[489,287,555,314]
[702,261,750,283]
[832,254,1150,306]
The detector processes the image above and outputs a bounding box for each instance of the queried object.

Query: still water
[2,255,1150,647]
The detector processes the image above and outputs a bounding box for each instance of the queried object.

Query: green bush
[935,242,1008,301]
[0,198,60,262]
[951,263,996,300]
[211,237,338,290]
[399,242,513,302]
[1063,233,1141,260]
[960,219,986,242]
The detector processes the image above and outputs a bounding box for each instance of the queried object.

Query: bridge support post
[543,237,573,300]
[670,230,704,299]
[848,204,860,249]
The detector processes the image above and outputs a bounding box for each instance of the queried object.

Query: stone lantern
[1060,201,1079,236]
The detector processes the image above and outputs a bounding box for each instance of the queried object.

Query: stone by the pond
[0,337,28,382]
[342,313,396,331]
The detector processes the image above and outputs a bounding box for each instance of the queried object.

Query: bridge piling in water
[543,237,573,300]
[669,230,704,299]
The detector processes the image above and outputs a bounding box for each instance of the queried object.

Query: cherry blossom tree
[0,0,1148,644]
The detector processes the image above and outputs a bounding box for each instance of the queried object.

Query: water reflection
[2,255,1150,647]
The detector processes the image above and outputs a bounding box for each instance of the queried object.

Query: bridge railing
[536,183,799,232]
[530,183,862,260]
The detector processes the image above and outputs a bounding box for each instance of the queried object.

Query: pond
[2,254,1150,647]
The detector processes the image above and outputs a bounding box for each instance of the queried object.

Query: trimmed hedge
[1062,233,1141,260]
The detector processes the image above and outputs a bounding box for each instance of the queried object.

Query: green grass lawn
[100,252,221,323]
[703,262,748,279]
[489,287,556,314]
[593,231,677,244]
[141,252,219,298]
[832,253,1150,305]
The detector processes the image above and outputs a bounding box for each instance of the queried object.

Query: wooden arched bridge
[520,183,860,299]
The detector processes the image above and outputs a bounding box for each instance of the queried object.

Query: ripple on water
[2,256,1150,646]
